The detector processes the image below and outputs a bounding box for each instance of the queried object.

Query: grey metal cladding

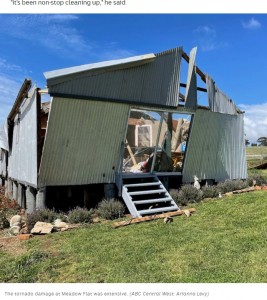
[183,109,247,183]
[0,122,8,151]
[8,91,38,187]
[46,47,183,108]
[0,149,7,177]
[206,74,240,115]
[38,97,130,187]
[185,47,197,110]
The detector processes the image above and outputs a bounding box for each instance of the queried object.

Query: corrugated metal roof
[8,90,38,187]
[44,53,156,84]
[183,108,247,182]
[38,97,130,187]
[45,47,183,108]
[185,47,197,110]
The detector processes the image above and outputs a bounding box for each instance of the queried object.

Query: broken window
[122,108,192,174]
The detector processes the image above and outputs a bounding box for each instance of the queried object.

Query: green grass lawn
[1,191,267,283]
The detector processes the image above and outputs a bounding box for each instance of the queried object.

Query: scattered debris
[53,219,69,232]
[8,214,22,236]
[163,216,173,224]
[17,234,33,240]
[31,222,54,235]
[232,187,255,194]
[183,209,191,217]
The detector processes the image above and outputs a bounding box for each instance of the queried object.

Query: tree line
[246,137,267,146]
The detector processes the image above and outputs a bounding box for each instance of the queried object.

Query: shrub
[0,212,10,229]
[247,174,267,186]
[96,199,125,220]
[174,184,202,206]
[169,189,180,203]
[26,209,60,231]
[201,185,219,199]
[217,180,249,194]
[67,207,93,224]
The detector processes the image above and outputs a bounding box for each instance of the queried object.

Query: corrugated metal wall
[8,91,38,187]
[0,149,7,177]
[47,48,183,108]
[0,122,9,151]
[183,109,247,182]
[38,97,130,187]
[206,74,240,115]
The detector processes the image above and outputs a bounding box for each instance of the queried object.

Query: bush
[217,180,249,194]
[96,199,125,220]
[169,189,179,203]
[201,185,219,199]
[0,207,20,229]
[247,174,267,186]
[0,212,10,229]
[67,207,93,224]
[174,184,202,206]
[26,209,60,231]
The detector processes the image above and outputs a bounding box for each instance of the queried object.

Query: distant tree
[245,139,250,146]
[251,143,258,147]
[257,137,267,146]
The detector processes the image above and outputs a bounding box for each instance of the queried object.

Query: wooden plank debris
[112,208,196,228]
[125,139,137,165]
[232,187,255,194]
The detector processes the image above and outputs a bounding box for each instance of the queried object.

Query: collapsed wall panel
[38,97,130,187]
[183,109,247,182]
[8,90,38,187]
[184,47,197,110]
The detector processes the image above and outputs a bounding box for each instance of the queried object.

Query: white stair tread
[128,189,166,196]
[124,182,161,188]
[138,206,179,215]
[133,198,172,204]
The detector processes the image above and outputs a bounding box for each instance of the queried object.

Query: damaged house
[3,46,247,217]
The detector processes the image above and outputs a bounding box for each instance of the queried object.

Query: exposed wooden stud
[125,139,137,165]
[182,52,206,83]
[180,83,207,92]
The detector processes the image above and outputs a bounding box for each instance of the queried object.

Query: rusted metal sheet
[44,48,183,108]
[8,88,38,187]
[38,97,130,187]
[183,108,247,182]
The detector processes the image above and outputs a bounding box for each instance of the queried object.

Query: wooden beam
[182,52,206,83]
[112,208,196,228]
[180,83,207,93]
[125,139,137,165]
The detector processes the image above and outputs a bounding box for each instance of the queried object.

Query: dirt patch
[0,232,28,256]
[0,186,28,255]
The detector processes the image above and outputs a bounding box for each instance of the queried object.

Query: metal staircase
[121,174,179,217]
